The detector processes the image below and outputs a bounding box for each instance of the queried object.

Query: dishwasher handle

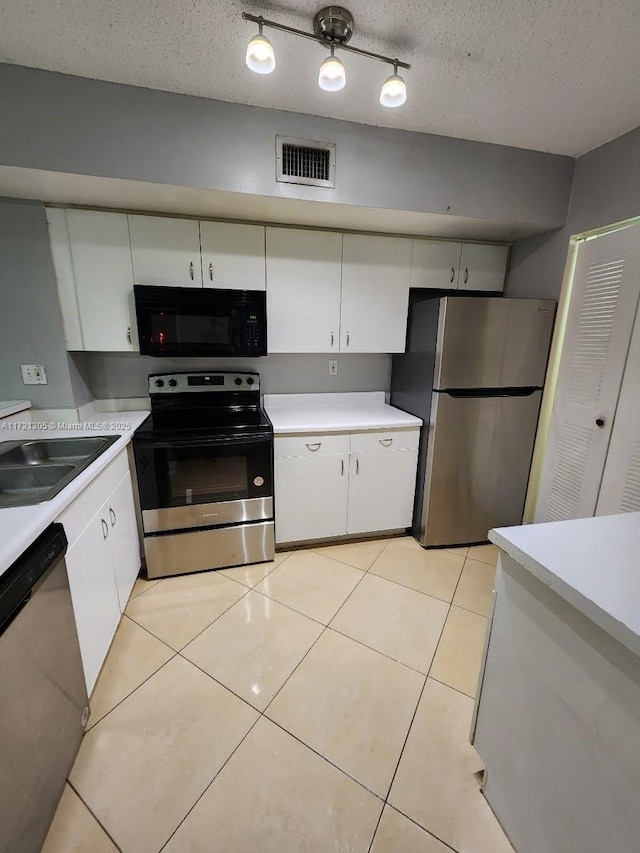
[0,523,67,636]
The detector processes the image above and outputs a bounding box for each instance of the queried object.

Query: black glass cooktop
[135,406,272,441]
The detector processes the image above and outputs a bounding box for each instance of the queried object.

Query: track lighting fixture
[243,7,410,107]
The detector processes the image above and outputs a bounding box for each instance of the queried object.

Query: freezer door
[434,297,555,389]
[419,390,542,546]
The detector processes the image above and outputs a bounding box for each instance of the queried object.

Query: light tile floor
[42,538,513,853]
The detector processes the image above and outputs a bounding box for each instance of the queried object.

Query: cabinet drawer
[275,433,350,459]
[350,429,420,453]
[57,449,130,546]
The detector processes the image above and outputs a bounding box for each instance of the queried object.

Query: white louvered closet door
[596,300,640,515]
[534,226,640,523]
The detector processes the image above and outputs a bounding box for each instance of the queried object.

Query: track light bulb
[318,47,346,92]
[246,31,276,74]
[380,71,407,107]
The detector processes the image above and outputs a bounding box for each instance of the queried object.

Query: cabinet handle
[356,458,360,475]
[306,442,321,452]
[346,332,350,347]
[450,267,455,283]
[463,267,469,285]
[109,507,116,527]
[101,518,109,540]
[209,262,213,281]
[127,326,132,345]
[341,458,344,476]
[331,331,334,347]
[595,417,606,428]
[190,261,194,280]
[379,438,393,447]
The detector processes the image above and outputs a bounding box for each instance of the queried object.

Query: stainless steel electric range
[133,371,274,579]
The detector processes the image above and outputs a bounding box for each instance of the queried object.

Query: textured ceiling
[0,0,638,156]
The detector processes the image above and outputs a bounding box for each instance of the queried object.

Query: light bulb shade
[246,34,276,74]
[379,73,407,107]
[318,54,346,91]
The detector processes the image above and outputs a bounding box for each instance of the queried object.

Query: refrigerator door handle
[441,387,540,398]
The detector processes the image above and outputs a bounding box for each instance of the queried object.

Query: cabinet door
[596,303,640,515]
[340,234,412,353]
[200,221,265,290]
[535,227,640,522]
[107,472,141,611]
[46,208,84,350]
[129,214,202,287]
[66,210,137,352]
[410,240,461,289]
[65,512,122,694]
[458,243,509,292]
[266,228,342,353]
[275,454,349,543]
[347,449,418,534]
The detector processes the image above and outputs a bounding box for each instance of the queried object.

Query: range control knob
[235,377,243,386]
[246,377,255,386]
[168,379,177,387]
[155,379,164,388]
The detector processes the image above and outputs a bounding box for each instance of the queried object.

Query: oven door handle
[134,434,272,451]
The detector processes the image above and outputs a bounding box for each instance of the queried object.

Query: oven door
[134,434,273,533]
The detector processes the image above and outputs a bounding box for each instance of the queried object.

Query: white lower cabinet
[59,453,141,694]
[275,454,349,543]
[347,449,419,534]
[274,429,419,544]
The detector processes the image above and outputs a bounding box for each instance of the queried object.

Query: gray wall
[0,64,573,232]
[506,124,640,299]
[0,198,91,408]
[74,353,392,400]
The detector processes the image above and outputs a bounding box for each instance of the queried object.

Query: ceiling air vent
[276,136,336,188]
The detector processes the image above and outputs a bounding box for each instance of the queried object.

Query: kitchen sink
[0,435,119,507]
[0,437,112,466]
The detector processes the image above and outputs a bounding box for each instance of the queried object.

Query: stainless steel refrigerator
[391,296,555,547]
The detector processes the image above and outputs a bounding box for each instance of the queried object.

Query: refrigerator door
[434,297,555,390]
[419,389,542,546]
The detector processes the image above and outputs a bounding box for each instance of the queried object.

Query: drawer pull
[463,267,469,285]
[209,262,213,281]
[450,266,455,283]
[101,518,109,540]
[331,331,334,347]
[306,442,321,451]
[356,458,360,475]
[109,507,116,527]
[379,438,393,447]
[341,459,344,475]
[127,326,132,345]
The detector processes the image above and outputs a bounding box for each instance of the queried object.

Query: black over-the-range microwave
[134,284,267,357]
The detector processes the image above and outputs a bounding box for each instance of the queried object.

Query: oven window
[150,313,231,346]
[168,455,248,505]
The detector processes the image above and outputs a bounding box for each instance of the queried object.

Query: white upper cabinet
[340,234,412,353]
[266,227,342,353]
[129,214,202,287]
[66,210,137,352]
[200,221,265,290]
[410,240,462,289]
[458,243,509,292]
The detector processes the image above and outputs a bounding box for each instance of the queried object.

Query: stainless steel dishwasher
[0,523,88,853]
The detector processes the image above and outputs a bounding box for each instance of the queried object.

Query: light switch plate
[328,360,338,376]
[21,364,48,385]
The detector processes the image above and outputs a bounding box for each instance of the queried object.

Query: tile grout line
[386,803,461,853]
[157,713,264,852]
[66,779,124,852]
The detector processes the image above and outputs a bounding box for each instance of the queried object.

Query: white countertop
[490,513,640,658]
[264,392,422,434]
[0,411,148,577]
[0,400,31,419]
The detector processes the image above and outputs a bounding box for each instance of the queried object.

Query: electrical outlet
[328,360,338,376]
[21,364,48,385]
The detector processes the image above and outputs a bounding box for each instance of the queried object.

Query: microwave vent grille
[276,136,335,188]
